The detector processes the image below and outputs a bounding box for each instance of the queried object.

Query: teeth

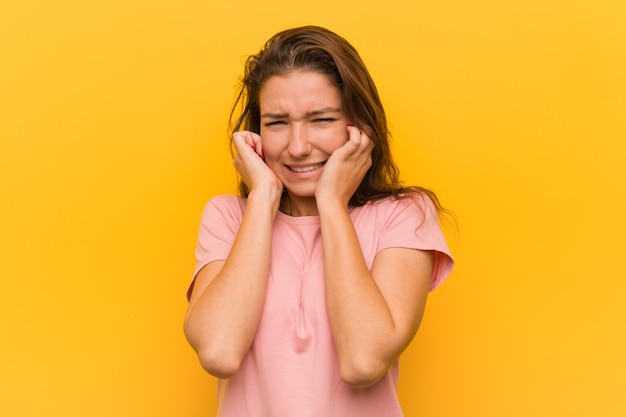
[290,163,323,173]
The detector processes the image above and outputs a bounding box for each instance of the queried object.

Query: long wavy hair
[229,25,448,216]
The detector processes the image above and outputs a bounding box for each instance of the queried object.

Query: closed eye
[264,120,287,127]
[313,118,335,123]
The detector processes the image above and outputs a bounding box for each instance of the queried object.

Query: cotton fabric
[189,194,453,417]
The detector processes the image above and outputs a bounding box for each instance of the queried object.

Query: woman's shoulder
[207,194,246,206]
[357,192,435,218]
[202,194,247,219]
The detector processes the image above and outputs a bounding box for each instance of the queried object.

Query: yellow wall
[1,1,624,416]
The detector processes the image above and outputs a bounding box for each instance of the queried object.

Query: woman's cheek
[325,128,349,153]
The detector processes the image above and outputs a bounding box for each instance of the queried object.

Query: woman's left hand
[315,125,374,207]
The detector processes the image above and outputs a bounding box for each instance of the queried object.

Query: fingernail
[347,123,354,127]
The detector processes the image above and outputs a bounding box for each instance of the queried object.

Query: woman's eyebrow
[261,107,342,119]
[261,112,288,119]
[306,107,342,116]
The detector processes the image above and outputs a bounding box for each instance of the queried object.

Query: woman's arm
[319,201,433,388]
[316,126,433,387]
[183,131,282,378]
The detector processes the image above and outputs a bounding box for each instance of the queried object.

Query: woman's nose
[287,124,312,156]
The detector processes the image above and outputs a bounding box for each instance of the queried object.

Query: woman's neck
[280,193,319,217]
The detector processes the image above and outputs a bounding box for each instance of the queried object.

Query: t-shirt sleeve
[186,195,244,300]
[378,195,454,291]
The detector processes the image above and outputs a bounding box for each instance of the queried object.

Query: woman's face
[259,71,349,203]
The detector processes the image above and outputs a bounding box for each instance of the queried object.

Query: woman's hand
[185,132,284,378]
[315,125,374,207]
[232,131,283,195]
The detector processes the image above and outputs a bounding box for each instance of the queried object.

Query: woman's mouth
[288,162,325,173]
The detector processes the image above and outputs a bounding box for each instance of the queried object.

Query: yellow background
[1,0,624,416]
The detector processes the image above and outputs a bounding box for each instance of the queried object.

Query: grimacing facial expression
[259,71,349,199]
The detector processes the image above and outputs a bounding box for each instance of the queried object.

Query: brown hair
[229,25,449,216]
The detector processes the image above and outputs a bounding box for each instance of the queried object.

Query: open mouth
[288,162,325,173]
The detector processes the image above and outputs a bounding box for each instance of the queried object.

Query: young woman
[184,25,454,417]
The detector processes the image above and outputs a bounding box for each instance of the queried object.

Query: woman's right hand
[186,132,282,378]
[232,131,283,195]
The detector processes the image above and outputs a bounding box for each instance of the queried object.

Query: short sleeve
[186,195,245,300]
[377,195,454,291]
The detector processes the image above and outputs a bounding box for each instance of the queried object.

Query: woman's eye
[265,120,286,127]
[313,118,335,123]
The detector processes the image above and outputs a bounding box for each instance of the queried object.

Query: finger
[348,125,375,156]
[246,133,264,159]
[344,124,363,154]
[241,131,263,156]
[362,135,375,153]
[253,138,265,160]
[234,131,264,159]
[232,131,250,152]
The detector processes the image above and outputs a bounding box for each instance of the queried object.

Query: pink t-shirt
[190,194,454,417]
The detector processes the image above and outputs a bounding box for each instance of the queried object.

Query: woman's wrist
[317,195,350,218]
[247,185,283,216]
